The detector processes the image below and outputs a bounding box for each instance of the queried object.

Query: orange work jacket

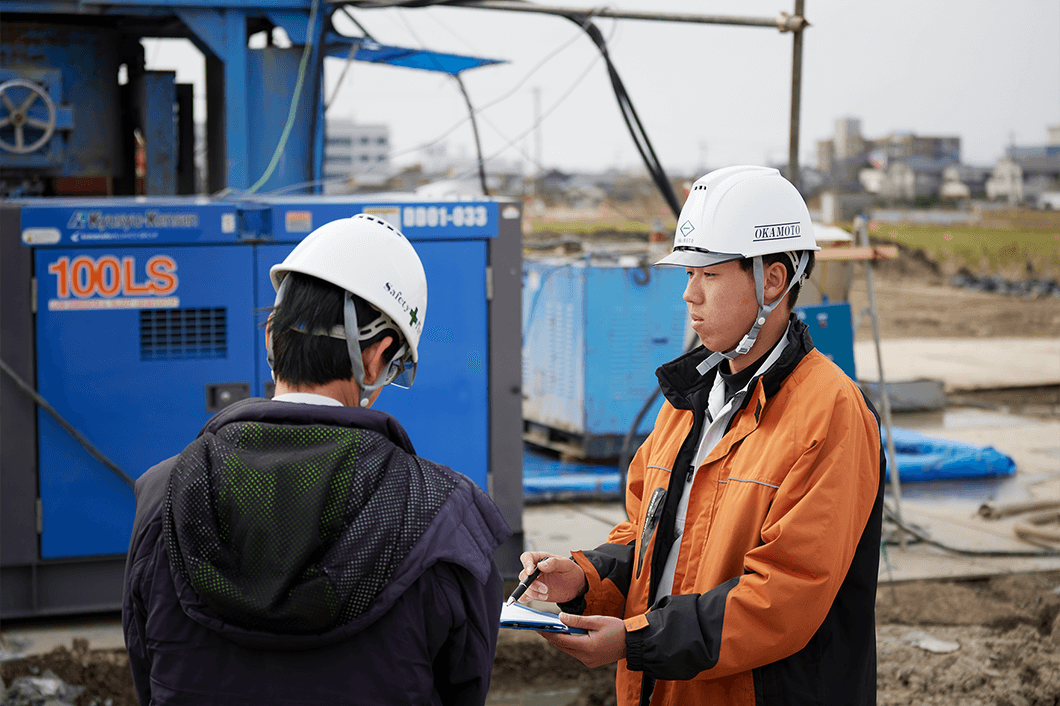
[568,319,884,706]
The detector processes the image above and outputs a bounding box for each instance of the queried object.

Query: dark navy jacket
[123,398,511,706]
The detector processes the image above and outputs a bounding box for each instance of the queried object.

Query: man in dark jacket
[123,213,511,706]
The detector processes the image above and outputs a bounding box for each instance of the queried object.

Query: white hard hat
[268,213,427,406]
[656,166,819,376]
[655,165,819,269]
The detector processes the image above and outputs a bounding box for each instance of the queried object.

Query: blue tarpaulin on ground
[885,427,1016,482]
[524,427,1017,500]
[523,448,621,501]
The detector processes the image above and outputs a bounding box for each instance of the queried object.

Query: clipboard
[500,602,588,635]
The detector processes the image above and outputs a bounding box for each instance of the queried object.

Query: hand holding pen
[505,566,542,606]
[510,552,588,605]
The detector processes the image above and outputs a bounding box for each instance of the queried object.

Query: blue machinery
[1,196,524,618]
[0,0,501,196]
[0,0,515,619]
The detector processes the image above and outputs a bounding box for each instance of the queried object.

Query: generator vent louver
[140,308,227,360]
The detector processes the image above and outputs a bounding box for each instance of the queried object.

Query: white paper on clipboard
[499,603,588,635]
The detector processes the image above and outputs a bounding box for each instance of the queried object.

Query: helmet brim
[654,248,743,268]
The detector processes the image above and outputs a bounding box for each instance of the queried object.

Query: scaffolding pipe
[787,0,805,189]
[853,215,905,545]
[342,1,809,32]
[346,0,809,193]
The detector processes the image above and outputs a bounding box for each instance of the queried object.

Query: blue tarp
[523,427,1017,500]
[523,448,621,501]
[324,36,505,75]
[886,427,1016,482]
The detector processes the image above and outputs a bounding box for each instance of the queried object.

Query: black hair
[738,250,816,310]
[269,272,403,387]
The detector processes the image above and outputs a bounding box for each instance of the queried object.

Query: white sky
[144,0,1060,177]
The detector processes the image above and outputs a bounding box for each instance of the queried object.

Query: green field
[527,209,1060,279]
[866,217,1060,278]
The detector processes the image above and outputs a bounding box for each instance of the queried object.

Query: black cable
[569,15,681,218]
[344,0,683,217]
[339,4,379,38]
[882,502,1060,558]
[618,386,661,501]
[0,357,136,490]
[383,3,491,195]
[453,73,489,195]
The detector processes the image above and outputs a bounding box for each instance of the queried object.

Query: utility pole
[532,85,542,214]
[787,0,805,190]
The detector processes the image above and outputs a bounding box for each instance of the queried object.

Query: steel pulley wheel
[0,79,58,154]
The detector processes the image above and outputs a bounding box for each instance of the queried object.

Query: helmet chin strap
[695,251,809,376]
[342,295,390,408]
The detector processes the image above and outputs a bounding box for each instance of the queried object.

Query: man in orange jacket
[516,166,884,706]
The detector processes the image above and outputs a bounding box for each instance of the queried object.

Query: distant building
[1010,155,1060,203]
[875,157,952,202]
[323,120,391,193]
[986,158,1024,205]
[940,164,990,200]
[987,127,1060,205]
[817,117,960,195]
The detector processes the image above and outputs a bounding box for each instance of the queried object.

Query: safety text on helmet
[753,222,801,241]
[384,281,422,334]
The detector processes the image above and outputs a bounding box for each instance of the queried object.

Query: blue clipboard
[500,602,589,635]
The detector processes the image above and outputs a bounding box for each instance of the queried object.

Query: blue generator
[0,196,524,618]
[521,255,692,459]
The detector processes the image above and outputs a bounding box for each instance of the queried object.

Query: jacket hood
[162,398,510,650]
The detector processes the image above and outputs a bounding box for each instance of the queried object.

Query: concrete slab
[854,337,1060,392]
[1,618,125,660]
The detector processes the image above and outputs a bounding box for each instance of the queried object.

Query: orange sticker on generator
[47,255,178,301]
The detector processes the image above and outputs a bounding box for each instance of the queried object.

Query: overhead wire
[325,38,363,112]
[345,0,682,218]
[566,12,680,218]
[393,8,489,194]
[445,19,608,185]
[262,4,603,196]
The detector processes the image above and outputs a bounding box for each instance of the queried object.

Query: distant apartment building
[817,117,960,191]
[324,120,391,193]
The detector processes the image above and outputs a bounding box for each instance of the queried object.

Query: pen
[505,566,542,606]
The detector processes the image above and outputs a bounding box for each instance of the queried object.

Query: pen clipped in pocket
[636,487,667,579]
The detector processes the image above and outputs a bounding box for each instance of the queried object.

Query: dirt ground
[3,242,1059,705]
[846,239,1060,341]
[487,570,1060,706]
[5,570,1060,706]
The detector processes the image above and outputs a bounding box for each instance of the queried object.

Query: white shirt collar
[271,392,344,407]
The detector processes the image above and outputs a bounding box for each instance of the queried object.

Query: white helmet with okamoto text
[268,213,427,407]
[656,166,819,375]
